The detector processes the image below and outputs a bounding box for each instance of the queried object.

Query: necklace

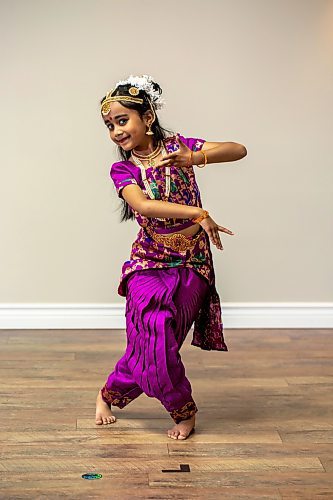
[131,142,171,201]
[132,141,162,168]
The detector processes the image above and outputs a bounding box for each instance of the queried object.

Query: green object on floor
[82,473,103,480]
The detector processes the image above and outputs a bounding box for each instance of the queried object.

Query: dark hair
[100,81,175,222]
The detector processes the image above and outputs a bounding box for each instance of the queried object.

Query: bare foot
[167,415,195,440]
[95,390,117,425]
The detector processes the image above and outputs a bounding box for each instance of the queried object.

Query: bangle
[187,150,193,168]
[191,209,209,224]
[197,149,207,168]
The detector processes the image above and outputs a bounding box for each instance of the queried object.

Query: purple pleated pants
[101,267,210,424]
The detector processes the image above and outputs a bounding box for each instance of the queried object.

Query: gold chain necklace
[132,141,162,168]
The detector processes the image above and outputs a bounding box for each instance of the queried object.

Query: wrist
[192,150,208,167]
[191,209,209,224]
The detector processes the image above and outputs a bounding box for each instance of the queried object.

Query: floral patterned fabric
[110,135,228,352]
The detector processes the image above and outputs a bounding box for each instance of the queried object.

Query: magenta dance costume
[101,135,228,424]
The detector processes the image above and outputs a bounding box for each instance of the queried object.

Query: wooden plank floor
[0,328,333,499]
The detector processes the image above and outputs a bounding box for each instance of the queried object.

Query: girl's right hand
[199,215,235,250]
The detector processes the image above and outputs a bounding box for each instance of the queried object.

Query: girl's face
[102,101,153,151]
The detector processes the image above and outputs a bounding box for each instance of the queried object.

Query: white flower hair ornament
[101,74,166,116]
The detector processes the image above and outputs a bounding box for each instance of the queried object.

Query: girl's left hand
[155,134,192,169]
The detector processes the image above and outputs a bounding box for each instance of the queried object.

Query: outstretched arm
[195,141,247,164]
[156,137,247,168]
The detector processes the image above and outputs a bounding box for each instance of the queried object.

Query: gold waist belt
[144,224,203,252]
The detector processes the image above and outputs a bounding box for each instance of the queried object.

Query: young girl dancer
[95,74,247,439]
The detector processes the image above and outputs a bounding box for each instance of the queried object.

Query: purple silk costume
[101,134,228,424]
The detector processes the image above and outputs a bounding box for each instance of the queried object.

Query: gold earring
[145,123,154,135]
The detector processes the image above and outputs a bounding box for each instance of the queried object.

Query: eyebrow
[105,114,129,122]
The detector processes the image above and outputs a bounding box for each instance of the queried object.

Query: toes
[171,430,180,439]
[167,426,196,440]
[96,414,116,425]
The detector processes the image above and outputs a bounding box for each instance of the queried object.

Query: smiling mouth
[117,137,130,144]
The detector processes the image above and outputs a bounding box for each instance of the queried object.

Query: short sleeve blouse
[110,162,139,200]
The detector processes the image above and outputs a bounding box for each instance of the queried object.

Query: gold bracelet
[187,150,193,168]
[191,209,209,224]
[197,150,207,168]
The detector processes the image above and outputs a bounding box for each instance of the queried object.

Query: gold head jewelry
[101,87,144,115]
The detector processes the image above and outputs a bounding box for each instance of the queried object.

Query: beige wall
[0,0,332,305]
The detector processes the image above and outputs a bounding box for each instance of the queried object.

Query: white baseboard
[0,303,332,329]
